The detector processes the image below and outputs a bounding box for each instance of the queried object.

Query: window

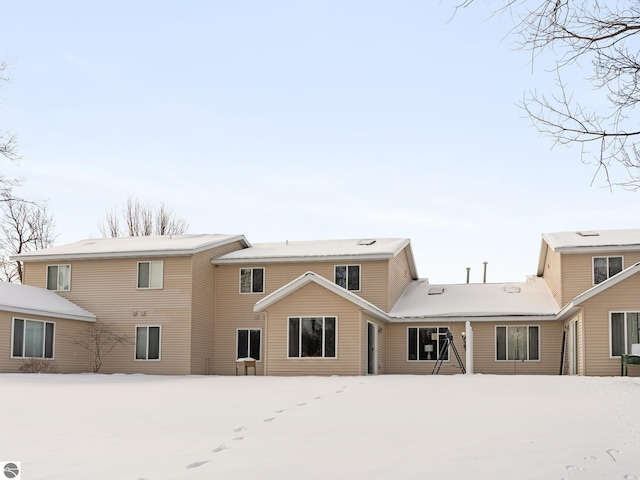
[135,326,161,360]
[47,265,70,291]
[496,326,540,361]
[610,312,640,357]
[407,327,448,361]
[137,261,163,289]
[593,256,623,285]
[335,265,360,291]
[12,318,54,359]
[240,268,264,294]
[237,329,261,361]
[288,317,336,358]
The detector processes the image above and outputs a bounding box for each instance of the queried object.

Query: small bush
[18,358,59,373]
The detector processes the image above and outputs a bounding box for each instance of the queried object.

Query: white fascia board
[553,245,640,254]
[213,253,396,265]
[1,305,96,322]
[389,314,558,323]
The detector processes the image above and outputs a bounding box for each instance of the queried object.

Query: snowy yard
[1,374,639,480]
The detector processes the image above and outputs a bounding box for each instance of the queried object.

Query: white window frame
[287,316,338,359]
[609,311,640,358]
[239,267,265,294]
[495,325,541,362]
[11,317,55,359]
[46,264,71,291]
[135,325,162,361]
[236,328,262,361]
[592,256,623,285]
[137,261,163,289]
[406,326,449,362]
[334,264,361,291]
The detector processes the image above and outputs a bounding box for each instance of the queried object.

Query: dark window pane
[47,266,58,290]
[237,330,248,359]
[138,263,150,288]
[496,326,506,360]
[252,268,264,293]
[324,318,336,358]
[347,266,360,291]
[136,326,147,359]
[611,313,625,356]
[528,326,539,360]
[24,320,44,357]
[418,328,430,360]
[628,313,640,353]
[288,318,300,357]
[250,329,261,361]
[301,317,323,357]
[408,328,417,360]
[609,257,623,277]
[44,323,54,359]
[148,327,160,359]
[240,269,251,293]
[593,257,607,284]
[335,266,346,288]
[13,319,24,357]
[437,329,449,361]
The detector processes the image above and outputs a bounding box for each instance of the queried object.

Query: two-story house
[4,228,640,376]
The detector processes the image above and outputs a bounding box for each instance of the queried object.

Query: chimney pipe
[483,261,488,283]
[466,267,470,284]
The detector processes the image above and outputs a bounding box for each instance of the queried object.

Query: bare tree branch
[99,197,189,237]
[66,323,133,373]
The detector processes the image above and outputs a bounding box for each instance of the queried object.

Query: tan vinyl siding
[580,273,640,376]
[542,244,562,307]
[388,247,413,309]
[263,282,363,376]
[385,322,467,375]
[0,312,91,373]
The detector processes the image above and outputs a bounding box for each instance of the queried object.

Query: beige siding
[388,247,413,309]
[0,312,92,373]
[580,273,640,376]
[385,322,467,375]
[263,282,363,376]
[542,244,562,307]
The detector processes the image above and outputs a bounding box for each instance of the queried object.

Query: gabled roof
[557,262,640,321]
[389,276,558,321]
[0,282,96,322]
[11,234,250,261]
[213,238,418,279]
[254,271,390,322]
[538,229,640,275]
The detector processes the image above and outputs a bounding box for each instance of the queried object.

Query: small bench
[621,355,640,376]
[235,358,256,376]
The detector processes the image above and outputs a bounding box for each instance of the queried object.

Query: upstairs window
[12,318,55,359]
[138,261,163,289]
[47,265,70,291]
[593,256,623,285]
[240,268,264,294]
[335,265,360,291]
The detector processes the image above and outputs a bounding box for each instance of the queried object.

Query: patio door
[367,322,376,375]
[568,320,579,375]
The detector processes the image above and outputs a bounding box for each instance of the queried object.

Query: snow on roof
[11,234,249,261]
[390,276,558,320]
[543,229,640,253]
[0,282,96,322]
[213,238,412,264]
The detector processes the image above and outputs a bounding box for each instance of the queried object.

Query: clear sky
[1,1,637,284]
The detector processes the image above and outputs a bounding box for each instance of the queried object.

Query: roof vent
[503,286,521,294]
[577,231,600,237]
[428,287,445,295]
[357,239,377,246]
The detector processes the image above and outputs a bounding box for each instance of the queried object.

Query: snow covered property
[3,228,640,376]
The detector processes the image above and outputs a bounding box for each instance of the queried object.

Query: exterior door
[367,322,376,375]
[568,320,578,375]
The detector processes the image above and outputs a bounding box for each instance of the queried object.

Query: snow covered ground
[1,374,639,480]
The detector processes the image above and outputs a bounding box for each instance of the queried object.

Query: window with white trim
[135,326,161,360]
[610,312,640,357]
[593,256,623,285]
[288,317,336,358]
[407,327,448,361]
[12,318,54,359]
[137,261,163,289]
[237,329,261,361]
[47,264,70,291]
[496,326,540,361]
[240,268,264,294]
[335,265,360,291]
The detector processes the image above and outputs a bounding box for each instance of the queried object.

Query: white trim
[235,328,263,362]
[334,264,361,292]
[286,316,338,359]
[239,267,265,294]
[10,317,56,360]
[494,325,541,362]
[137,261,164,290]
[609,311,640,358]
[46,264,71,291]
[134,325,162,361]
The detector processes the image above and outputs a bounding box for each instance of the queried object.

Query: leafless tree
[0,192,56,282]
[66,322,133,373]
[99,197,189,237]
[454,1,640,189]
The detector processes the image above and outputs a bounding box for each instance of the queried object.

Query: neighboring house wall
[542,244,562,307]
[0,311,90,373]
[580,274,640,376]
[388,247,414,309]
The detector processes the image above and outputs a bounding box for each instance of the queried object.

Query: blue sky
[1,1,637,283]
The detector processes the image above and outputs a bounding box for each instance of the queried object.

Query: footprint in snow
[233,436,244,441]
[275,409,286,413]
[335,390,344,393]
[233,426,246,432]
[186,460,211,469]
[314,396,321,400]
[623,475,640,480]
[264,417,275,422]
[583,456,599,461]
[297,402,307,406]
[212,444,229,453]
[565,465,584,471]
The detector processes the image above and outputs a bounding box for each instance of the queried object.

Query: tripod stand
[432,329,466,375]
